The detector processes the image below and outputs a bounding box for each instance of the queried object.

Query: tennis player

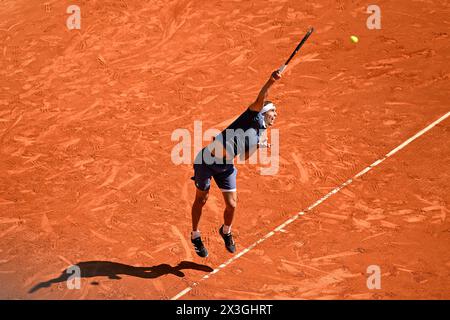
[190,70,281,257]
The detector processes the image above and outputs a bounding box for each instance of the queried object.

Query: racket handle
[277,64,287,74]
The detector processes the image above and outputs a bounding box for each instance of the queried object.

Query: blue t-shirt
[215,108,266,158]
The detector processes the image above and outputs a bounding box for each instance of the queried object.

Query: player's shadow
[28,260,213,294]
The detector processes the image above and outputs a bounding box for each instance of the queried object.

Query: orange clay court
[0,0,449,300]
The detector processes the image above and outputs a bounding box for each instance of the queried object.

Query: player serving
[189,27,314,257]
[189,70,281,257]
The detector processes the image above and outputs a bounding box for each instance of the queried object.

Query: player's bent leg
[191,161,212,233]
[213,165,237,253]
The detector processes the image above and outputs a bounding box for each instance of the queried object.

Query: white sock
[222,225,231,234]
[191,230,201,240]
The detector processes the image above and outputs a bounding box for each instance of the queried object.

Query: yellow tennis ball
[350,35,359,43]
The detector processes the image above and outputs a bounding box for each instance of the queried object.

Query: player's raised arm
[248,70,281,112]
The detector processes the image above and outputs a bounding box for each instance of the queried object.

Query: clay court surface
[1,0,449,299]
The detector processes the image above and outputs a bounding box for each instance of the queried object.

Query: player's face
[264,109,277,126]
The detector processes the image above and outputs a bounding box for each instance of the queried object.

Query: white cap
[260,102,276,114]
[259,102,276,128]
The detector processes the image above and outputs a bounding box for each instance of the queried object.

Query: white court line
[171,111,450,300]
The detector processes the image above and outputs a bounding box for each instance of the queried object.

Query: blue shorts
[191,149,237,192]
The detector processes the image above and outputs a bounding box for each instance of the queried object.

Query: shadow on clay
[28,260,213,294]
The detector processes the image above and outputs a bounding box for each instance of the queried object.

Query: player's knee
[195,193,209,206]
[226,198,237,210]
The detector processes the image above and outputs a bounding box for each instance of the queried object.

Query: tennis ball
[350,35,359,43]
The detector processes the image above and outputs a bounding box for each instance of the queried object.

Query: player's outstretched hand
[270,70,282,81]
